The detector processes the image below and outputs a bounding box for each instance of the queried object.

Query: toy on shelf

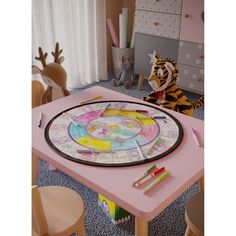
[111,55,134,89]
[32,42,70,105]
[98,194,130,225]
[143,53,204,116]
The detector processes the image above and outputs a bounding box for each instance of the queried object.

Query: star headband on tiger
[148,61,175,92]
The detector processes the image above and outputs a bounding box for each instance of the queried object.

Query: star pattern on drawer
[136,0,182,14]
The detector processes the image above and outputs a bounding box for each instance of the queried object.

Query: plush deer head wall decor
[32,42,70,105]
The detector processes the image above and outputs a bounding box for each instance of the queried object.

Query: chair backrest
[32,80,45,108]
[32,80,45,185]
[32,185,48,236]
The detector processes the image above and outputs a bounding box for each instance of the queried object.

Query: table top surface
[32,86,204,221]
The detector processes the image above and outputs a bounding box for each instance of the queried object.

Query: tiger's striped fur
[143,54,204,116]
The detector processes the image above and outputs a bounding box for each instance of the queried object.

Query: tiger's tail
[191,97,204,109]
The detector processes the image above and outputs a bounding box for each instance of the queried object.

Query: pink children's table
[32,86,204,236]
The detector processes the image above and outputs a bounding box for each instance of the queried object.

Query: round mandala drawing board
[45,101,183,167]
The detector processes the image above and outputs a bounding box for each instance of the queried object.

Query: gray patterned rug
[38,77,204,236]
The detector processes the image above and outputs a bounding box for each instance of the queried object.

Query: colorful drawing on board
[45,101,183,167]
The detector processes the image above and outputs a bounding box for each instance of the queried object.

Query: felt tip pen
[135,110,148,113]
[152,116,166,119]
[77,150,111,154]
[143,171,169,194]
[134,139,145,160]
[135,167,165,187]
[38,112,43,128]
[80,95,103,104]
[191,128,200,147]
[63,113,79,125]
[99,103,110,116]
[145,136,161,155]
[120,109,148,113]
[131,164,156,186]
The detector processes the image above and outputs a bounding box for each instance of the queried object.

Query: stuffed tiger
[143,54,204,116]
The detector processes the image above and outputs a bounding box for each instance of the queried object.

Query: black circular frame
[45,100,184,167]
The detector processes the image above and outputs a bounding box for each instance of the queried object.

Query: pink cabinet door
[177,64,204,94]
[180,0,204,44]
[134,10,181,39]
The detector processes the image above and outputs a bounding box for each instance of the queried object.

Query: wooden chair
[185,191,204,236]
[32,80,45,108]
[32,185,86,236]
[137,75,145,90]
[198,176,204,192]
[32,80,45,185]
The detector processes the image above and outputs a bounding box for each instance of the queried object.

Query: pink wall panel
[180,0,204,44]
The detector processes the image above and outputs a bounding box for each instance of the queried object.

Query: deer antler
[35,47,48,68]
[51,42,63,64]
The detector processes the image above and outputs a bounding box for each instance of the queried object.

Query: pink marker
[135,110,148,113]
[135,167,165,187]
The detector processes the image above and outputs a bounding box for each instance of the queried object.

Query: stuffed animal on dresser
[143,53,204,116]
[111,56,134,89]
[32,42,70,105]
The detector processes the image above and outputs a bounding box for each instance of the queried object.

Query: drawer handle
[200,54,204,59]
[185,14,190,18]
[153,22,159,26]
[197,78,204,82]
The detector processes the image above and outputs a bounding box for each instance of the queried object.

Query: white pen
[99,103,110,116]
[135,167,165,187]
[191,128,200,147]
[131,164,157,186]
[145,136,161,155]
[143,171,169,194]
[134,139,145,160]
[63,113,78,125]
[38,112,43,128]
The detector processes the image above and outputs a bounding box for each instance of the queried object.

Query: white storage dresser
[134,0,204,94]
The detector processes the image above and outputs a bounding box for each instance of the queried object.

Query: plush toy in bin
[32,42,70,105]
[143,53,204,116]
[111,55,134,89]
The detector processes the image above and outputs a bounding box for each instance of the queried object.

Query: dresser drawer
[134,33,179,77]
[134,10,181,39]
[180,0,204,43]
[177,64,204,94]
[136,0,182,14]
[178,41,204,68]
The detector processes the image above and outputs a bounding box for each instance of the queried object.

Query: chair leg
[137,75,145,90]
[75,218,86,236]
[32,154,39,185]
[198,176,204,192]
[185,226,196,236]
